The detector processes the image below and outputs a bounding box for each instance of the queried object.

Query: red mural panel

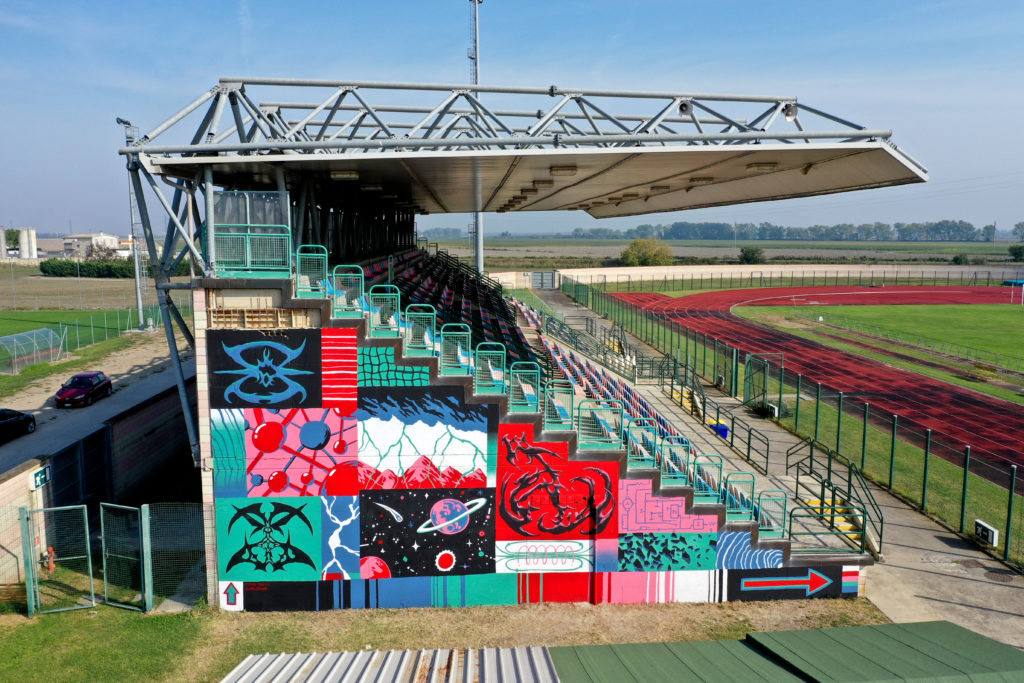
[496,423,618,541]
[517,572,593,604]
[321,328,357,415]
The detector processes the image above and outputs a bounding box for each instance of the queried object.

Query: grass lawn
[0,598,889,682]
[758,304,1024,360]
[0,309,137,339]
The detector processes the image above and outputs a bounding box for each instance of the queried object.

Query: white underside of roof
[147,141,926,218]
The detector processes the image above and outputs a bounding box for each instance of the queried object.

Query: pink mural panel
[245,407,357,496]
[618,480,718,533]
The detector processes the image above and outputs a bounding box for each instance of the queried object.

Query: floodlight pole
[118,118,147,330]
[469,0,484,274]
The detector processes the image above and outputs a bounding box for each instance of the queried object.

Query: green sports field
[737,304,1024,361]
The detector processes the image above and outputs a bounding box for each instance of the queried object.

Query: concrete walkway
[531,288,1024,649]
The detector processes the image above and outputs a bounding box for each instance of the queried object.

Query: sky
[1,0,1022,237]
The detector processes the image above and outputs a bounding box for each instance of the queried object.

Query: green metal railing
[576,399,623,450]
[368,284,401,338]
[440,323,473,375]
[330,265,366,318]
[724,472,756,521]
[509,362,541,413]
[543,380,575,431]
[757,490,789,539]
[474,342,507,395]
[659,434,692,485]
[692,454,723,504]
[295,245,328,298]
[213,224,292,277]
[625,417,659,468]
[789,504,867,554]
[403,304,437,357]
[787,437,885,557]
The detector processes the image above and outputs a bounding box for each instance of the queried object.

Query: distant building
[63,232,121,259]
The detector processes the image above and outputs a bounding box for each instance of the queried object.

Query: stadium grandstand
[103,75,941,613]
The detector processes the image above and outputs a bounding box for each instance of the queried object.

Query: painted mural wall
[208,327,860,612]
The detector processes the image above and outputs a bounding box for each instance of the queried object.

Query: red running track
[612,286,1024,472]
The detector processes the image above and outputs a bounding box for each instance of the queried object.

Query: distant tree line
[420,227,466,240]
[572,219,997,242]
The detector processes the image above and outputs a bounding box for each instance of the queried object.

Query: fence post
[795,374,802,432]
[836,392,844,452]
[731,348,739,397]
[861,403,869,470]
[19,507,36,618]
[960,446,971,533]
[141,504,154,612]
[814,382,821,441]
[921,429,932,510]
[888,414,898,489]
[778,366,784,417]
[1007,465,1017,562]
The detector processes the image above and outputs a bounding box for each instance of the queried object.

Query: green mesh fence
[368,285,401,338]
[330,265,366,318]
[440,324,473,376]
[101,503,144,610]
[543,380,575,431]
[474,343,507,395]
[403,304,437,358]
[295,245,328,298]
[23,505,95,616]
[146,503,207,609]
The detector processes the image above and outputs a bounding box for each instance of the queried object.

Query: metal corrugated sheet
[220,646,559,683]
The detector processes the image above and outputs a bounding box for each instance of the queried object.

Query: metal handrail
[787,437,884,557]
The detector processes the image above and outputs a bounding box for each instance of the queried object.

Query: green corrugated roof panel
[746,621,1024,682]
[548,639,803,683]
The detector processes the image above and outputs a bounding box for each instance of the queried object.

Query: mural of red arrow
[740,569,833,597]
[223,582,240,606]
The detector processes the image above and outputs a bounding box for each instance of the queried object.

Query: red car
[55,371,113,408]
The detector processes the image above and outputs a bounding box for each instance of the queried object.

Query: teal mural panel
[429,574,518,607]
[618,532,718,571]
[217,497,322,582]
[212,408,247,498]
[358,347,429,386]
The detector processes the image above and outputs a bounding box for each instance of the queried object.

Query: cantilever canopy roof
[125,77,927,218]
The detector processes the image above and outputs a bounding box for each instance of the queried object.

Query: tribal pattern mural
[208,327,860,612]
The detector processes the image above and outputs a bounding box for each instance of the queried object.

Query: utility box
[974,519,998,547]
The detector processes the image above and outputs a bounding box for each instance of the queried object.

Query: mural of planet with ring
[417,497,487,535]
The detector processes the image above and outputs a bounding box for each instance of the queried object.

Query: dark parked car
[0,408,35,442]
[55,371,113,408]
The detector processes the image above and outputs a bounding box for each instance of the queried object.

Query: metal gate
[19,505,96,617]
[531,271,556,289]
[744,356,769,411]
[100,503,148,611]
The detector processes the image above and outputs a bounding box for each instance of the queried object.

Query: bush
[1009,245,1024,262]
[951,253,969,265]
[39,258,134,278]
[739,246,766,264]
[38,257,194,278]
[621,238,673,266]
